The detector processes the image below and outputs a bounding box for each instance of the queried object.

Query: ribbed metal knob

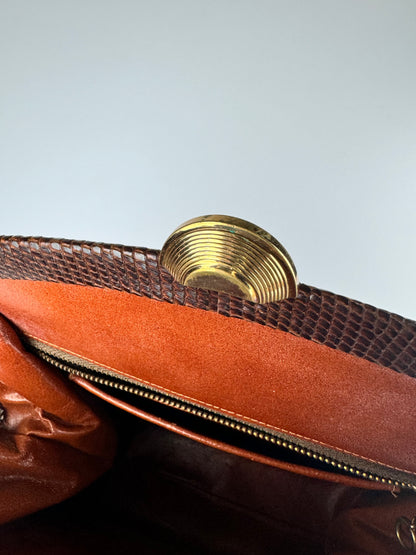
[160,215,298,304]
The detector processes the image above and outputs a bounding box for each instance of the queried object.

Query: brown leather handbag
[0,222,415,554]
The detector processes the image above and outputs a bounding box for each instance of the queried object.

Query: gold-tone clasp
[396,516,416,552]
[160,215,298,304]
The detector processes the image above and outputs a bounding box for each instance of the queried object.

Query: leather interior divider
[0,279,415,487]
[69,374,391,491]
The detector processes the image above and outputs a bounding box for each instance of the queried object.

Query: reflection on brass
[160,215,298,304]
[396,516,416,552]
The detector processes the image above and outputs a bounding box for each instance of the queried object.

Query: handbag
[0,216,415,554]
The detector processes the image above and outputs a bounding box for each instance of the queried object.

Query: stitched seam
[26,332,413,475]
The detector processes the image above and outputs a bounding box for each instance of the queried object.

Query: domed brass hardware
[160,215,298,304]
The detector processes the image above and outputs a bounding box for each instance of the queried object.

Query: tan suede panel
[0,279,414,477]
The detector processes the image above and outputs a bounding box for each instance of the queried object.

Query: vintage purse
[0,216,415,554]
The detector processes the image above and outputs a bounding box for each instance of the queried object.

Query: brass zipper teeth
[35,349,416,493]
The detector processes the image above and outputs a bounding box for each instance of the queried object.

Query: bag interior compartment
[0,409,413,555]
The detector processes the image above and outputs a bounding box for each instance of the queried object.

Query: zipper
[26,336,416,493]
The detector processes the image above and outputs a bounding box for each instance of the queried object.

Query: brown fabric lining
[0,235,414,376]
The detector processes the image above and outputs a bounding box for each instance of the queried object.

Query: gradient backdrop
[1,1,415,318]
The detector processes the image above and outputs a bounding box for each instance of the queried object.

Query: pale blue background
[1,1,415,318]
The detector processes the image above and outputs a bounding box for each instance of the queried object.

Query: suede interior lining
[0,279,414,479]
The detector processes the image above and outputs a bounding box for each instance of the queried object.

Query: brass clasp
[160,215,298,304]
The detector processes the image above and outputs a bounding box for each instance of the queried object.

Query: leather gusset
[0,314,116,524]
[0,279,414,486]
